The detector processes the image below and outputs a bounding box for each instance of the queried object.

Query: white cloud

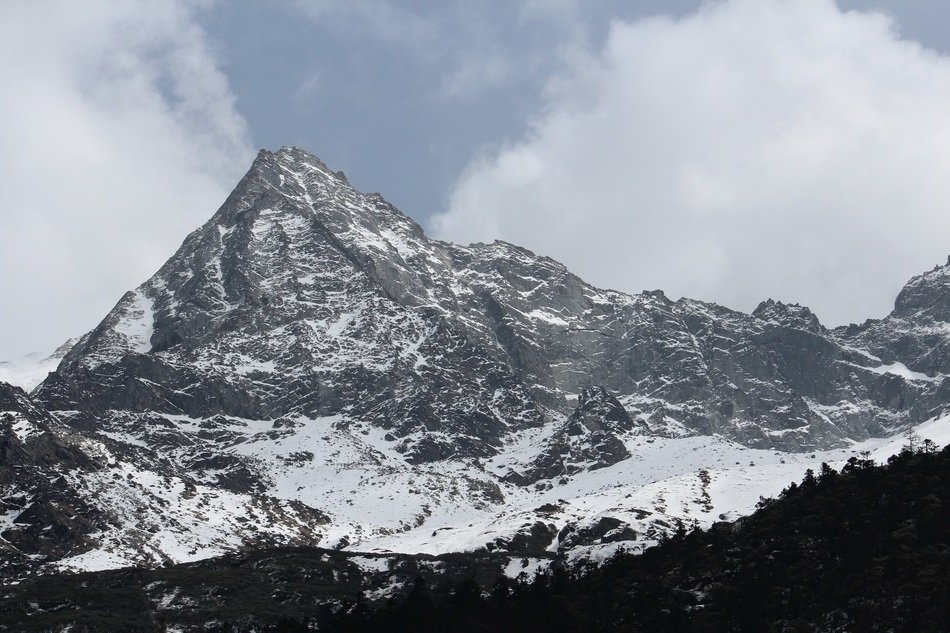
[0,1,253,359]
[432,0,950,326]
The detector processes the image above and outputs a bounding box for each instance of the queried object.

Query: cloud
[290,0,585,104]
[431,0,950,326]
[435,54,514,100]
[518,0,581,26]
[291,0,435,52]
[0,1,253,359]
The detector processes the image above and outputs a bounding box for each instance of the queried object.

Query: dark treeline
[303,444,950,633]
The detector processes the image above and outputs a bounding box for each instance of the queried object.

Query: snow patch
[114,291,154,354]
[865,361,940,382]
[525,309,570,327]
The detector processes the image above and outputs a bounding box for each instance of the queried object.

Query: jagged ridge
[8,146,950,572]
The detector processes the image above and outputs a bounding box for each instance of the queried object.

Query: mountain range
[4,146,950,579]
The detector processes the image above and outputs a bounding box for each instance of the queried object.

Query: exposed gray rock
[27,146,950,498]
[487,520,558,556]
[558,516,638,550]
[507,386,641,484]
[753,299,824,333]
[5,145,950,578]
[0,382,106,574]
[837,257,950,380]
[38,149,546,465]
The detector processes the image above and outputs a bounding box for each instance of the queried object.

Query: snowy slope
[9,146,950,575]
[356,414,950,560]
[34,404,950,574]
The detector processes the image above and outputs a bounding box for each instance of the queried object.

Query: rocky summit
[5,146,950,576]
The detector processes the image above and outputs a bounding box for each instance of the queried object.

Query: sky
[3,0,950,360]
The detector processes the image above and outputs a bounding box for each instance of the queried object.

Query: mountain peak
[22,144,950,575]
[269,146,350,185]
[892,255,950,321]
[753,298,823,332]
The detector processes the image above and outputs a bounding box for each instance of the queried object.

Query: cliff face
[38,148,950,455]
[0,382,104,575]
[10,146,950,572]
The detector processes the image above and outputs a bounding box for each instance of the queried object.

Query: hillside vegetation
[5,442,950,631]
[319,443,950,632]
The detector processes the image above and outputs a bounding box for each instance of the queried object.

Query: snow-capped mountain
[5,147,950,573]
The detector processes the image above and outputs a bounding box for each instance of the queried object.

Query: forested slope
[319,443,950,633]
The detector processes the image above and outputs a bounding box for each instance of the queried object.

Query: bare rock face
[507,387,641,485]
[0,383,106,574]
[2,379,334,575]
[36,147,950,461]
[753,299,825,334]
[15,146,950,573]
[557,516,638,550]
[38,149,545,465]
[838,258,950,379]
[565,386,638,436]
